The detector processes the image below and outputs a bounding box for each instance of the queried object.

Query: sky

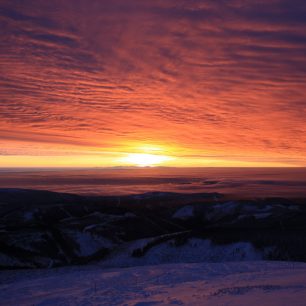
[1,0,306,167]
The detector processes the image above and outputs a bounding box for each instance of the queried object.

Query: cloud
[0,0,306,165]
[0,6,59,29]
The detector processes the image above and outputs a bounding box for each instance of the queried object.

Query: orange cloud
[0,0,306,167]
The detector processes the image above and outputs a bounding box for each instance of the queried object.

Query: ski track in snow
[1,261,306,306]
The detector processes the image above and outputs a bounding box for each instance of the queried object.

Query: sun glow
[122,153,172,167]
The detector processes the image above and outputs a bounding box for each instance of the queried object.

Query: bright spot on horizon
[122,153,172,167]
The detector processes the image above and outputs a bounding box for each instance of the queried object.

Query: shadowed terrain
[1,188,306,269]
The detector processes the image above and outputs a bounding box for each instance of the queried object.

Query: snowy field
[1,261,306,306]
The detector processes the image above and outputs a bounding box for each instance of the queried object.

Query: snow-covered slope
[1,261,306,305]
[99,237,264,268]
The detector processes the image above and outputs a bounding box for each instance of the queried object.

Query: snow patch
[23,211,34,221]
[66,231,114,257]
[172,205,194,220]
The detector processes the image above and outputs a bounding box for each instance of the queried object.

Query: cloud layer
[1,0,306,166]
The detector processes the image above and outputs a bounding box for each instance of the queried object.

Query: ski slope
[1,261,306,305]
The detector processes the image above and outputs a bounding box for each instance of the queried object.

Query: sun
[122,153,171,167]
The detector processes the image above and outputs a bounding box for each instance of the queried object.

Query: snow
[172,206,194,220]
[23,211,34,221]
[204,201,239,221]
[253,212,272,219]
[200,200,301,224]
[99,238,263,268]
[0,261,305,305]
[67,230,114,257]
